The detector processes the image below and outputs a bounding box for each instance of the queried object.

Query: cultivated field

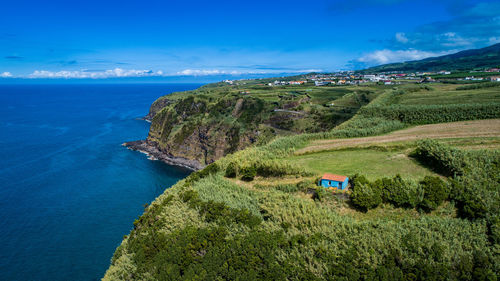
[296,119,500,154]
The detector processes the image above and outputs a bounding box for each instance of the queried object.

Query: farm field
[397,85,500,105]
[297,119,500,154]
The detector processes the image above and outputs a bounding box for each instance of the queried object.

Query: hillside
[105,82,500,280]
[125,81,380,169]
[361,43,500,73]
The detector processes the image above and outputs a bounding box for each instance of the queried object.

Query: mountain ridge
[361,43,500,73]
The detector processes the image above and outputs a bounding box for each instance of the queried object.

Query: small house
[319,173,349,190]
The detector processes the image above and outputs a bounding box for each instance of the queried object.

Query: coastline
[122,140,203,171]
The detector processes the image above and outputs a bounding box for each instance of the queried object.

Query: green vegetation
[360,103,500,124]
[414,140,500,222]
[456,82,500,90]
[105,78,500,280]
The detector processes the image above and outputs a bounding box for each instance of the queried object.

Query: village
[223,67,500,87]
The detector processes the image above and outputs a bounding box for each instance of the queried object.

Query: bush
[414,139,500,225]
[350,183,382,211]
[380,175,423,208]
[350,174,370,190]
[224,162,237,178]
[419,176,449,211]
[313,187,327,201]
[240,165,257,181]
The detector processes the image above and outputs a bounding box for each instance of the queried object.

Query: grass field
[289,148,437,180]
[287,119,500,180]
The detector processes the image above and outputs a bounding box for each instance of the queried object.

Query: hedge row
[359,103,500,125]
[350,174,449,212]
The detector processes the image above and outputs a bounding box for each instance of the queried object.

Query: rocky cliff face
[126,93,269,170]
[143,96,173,121]
[126,85,354,170]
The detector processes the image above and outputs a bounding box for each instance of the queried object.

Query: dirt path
[296,119,500,154]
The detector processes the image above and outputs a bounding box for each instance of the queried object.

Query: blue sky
[1,0,499,81]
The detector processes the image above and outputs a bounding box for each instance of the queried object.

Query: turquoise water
[0,84,198,280]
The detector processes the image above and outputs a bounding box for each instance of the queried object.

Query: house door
[338,182,342,189]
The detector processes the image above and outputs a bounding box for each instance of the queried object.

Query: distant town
[223,67,500,86]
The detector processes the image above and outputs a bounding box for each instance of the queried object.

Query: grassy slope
[104,82,500,280]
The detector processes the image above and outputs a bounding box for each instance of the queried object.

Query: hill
[105,81,500,280]
[361,43,500,73]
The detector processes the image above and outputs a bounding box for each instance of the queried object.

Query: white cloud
[395,32,408,43]
[176,68,322,76]
[489,37,500,45]
[22,67,323,79]
[28,68,164,79]
[176,69,237,76]
[0,72,13,78]
[358,49,452,65]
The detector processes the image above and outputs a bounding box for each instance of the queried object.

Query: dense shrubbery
[414,140,500,240]
[108,168,499,280]
[359,103,500,125]
[351,182,382,211]
[350,173,449,211]
[419,176,450,211]
[379,175,423,208]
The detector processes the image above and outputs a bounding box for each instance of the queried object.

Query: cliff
[126,81,374,169]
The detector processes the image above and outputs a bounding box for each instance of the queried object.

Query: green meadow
[289,148,437,180]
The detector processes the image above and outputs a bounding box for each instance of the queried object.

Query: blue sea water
[0,84,199,280]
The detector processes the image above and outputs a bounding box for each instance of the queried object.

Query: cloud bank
[28,68,163,79]
[358,49,452,65]
[176,68,322,76]
[0,67,323,79]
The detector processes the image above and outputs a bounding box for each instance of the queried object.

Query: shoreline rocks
[122,140,204,171]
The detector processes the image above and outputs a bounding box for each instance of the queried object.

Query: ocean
[0,84,199,280]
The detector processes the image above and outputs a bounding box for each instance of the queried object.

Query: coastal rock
[123,140,204,171]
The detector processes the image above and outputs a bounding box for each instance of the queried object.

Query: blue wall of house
[319,178,349,190]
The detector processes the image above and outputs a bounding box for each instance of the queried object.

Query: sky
[1,0,499,81]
